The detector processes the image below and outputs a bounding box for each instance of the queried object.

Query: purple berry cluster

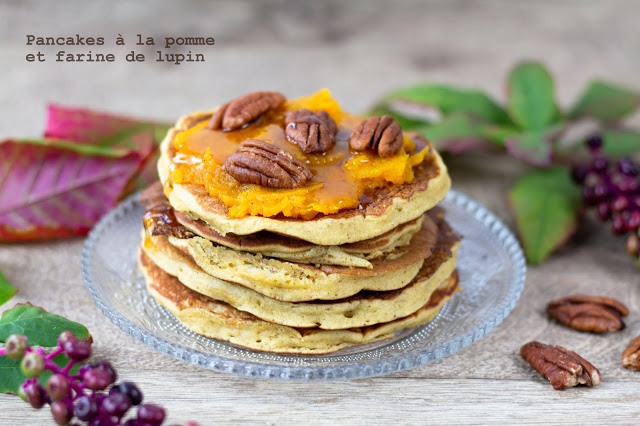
[1,331,173,426]
[571,134,640,261]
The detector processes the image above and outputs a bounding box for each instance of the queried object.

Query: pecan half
[622,335,640,371]
[349,115,403,157]
[547,294,628,333]
[284,109,337,154]
[209,91,285,131]
[520,341,601,390]
[224,139,313,188]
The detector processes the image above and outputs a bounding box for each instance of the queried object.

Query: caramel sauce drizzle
[175,106,364,208]
[143,204,180,230]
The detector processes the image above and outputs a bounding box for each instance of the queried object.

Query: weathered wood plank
[3,377,640,425]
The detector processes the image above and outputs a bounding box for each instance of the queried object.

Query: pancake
[166,212,442,302]
[141,222,457,329]
[141,181,424,268]
[158,109,451,246]
[176,211,422,268]
[140,247,460,354]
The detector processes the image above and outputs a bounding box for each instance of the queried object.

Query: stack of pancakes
[139,91,460,354]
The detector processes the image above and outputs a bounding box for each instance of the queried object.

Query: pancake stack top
[139,90,460,354]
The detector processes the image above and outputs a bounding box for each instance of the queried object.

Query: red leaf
[47,104,142,143]
[0,139,142,242]
[45,104,169,190]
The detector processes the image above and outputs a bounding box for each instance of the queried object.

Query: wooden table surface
[2,1,640,424]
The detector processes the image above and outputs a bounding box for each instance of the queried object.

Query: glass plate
[82,190,526,380]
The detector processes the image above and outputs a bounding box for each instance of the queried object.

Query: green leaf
[0,352,79,394]
[508,167,582,264]
[481,125,521,146]
[601,129,640,157]
[16,138,132,158]
[93,123,171,149]
[414,113,496,153]
[0,269,16,307]
[367,106,430,130]
[0,303,89,346]
[152,124,172,145]
[11,122,170,160]
[378,84,512,125]
[507,61,557,130]
[569,80,640,123]
[504,124,564,167]
[0,303,87,394]
[0,356,23,394]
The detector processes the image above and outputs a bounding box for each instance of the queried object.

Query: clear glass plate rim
[81,189,526,381]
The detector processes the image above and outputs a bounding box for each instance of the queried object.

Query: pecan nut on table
[284,108,337,154]
[209,91,286,131]
[520,341,601,390]
[224,139,313,188]
[350,115,403,157]
[622,335,640,371]
[546,294,628,333]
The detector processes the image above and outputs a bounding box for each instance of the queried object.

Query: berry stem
[46,347,64,360]
[62,359,76,375]
[43,358,63,374]
[68,380,85,396]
